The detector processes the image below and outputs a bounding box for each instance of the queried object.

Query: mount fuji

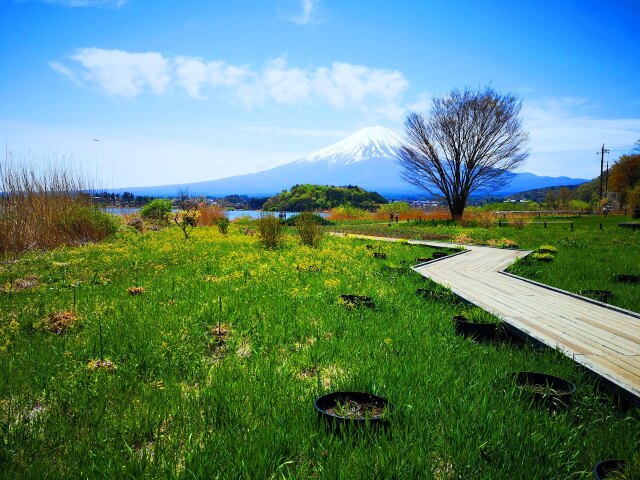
[120,126,588,198]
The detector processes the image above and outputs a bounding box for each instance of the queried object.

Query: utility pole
[598,144,610,200]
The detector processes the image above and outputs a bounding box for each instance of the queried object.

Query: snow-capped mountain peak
[298,126,402,165]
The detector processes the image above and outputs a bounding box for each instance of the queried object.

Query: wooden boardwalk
[343,234,640,402]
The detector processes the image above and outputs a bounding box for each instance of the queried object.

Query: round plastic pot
[593,459,626,480]
[580,289,614,303]
[616,274,640,284]
[315,391,392,430]
[513,371,576,408]
[339,294,374,308]
[453,315,499,342]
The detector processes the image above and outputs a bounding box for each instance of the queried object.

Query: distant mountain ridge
[118,126,589,198]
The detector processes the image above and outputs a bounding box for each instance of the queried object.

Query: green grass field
[1,219,638,478]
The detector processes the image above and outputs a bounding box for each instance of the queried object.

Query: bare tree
[397,86,528,220]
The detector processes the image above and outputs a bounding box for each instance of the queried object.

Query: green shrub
[536,245,557,254]
[295,212,324,248]
[257,214,283,249]
[284,212,333,226]
[59,206,119,242]
[217,217,230,235]
[140,199,172,222]
[532,252,554,262]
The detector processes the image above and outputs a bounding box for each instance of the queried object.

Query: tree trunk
[450,197,466,221]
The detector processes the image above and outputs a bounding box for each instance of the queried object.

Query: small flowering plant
[173,208,201,239]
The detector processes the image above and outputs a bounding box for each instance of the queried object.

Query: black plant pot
[365,244,374,250]
[580,289,614,303]
[453,315,499,342]
[340,294,374,308]
[616,274,640,284]
[513,371,576,408]
[593,459,626,480]
[373,252,387,260]
[315,391,392,430]
[431,252,448,259]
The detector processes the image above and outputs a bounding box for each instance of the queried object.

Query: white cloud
[523,98,640,153]
[48,61,82,86]
[520,97,640,177]
[290,0,318,26]
[52,49,408,119]
[174,57,249,100]
[69,48,171,97]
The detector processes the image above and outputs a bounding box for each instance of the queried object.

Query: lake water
[102,208,318,220]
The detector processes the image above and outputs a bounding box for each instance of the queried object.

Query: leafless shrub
[257,214,283,249]
[295,212,324,248]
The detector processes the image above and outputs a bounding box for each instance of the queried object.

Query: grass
[0,221,638,478]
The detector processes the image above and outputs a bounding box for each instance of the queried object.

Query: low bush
[532,252,554,262]
[510,215,528,229]
[283,213,333,226]
[327,205,371,220]
[295,212,324,248]
[140,199,172,223]
[58,206,119,242]
[257,214,283,249]
[217,217,230,235]
[198,203,226,226]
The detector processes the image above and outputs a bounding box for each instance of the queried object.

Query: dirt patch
[86,359,117,372]
[1,275,40,293]
[236,338,252,358]
[208,323,231,361]
[44,311,78,334]
[296,366,318,380]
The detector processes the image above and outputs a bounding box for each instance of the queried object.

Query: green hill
[509,178,599,203]
[262,184,387,212]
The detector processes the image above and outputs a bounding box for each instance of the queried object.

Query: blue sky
[1,0,639,189]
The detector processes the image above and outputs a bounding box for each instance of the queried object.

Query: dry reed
[0,158,117,255]
[197,203,226,226]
